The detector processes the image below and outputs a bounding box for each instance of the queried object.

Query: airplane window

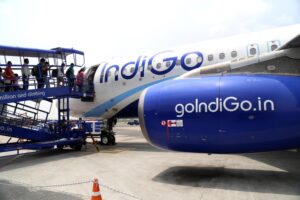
[185,58,192,65]
[250,48,257,55]
[208,54,213,61]
[176,59,181,65]
[139,66,143,71]
[147,65,152,70]
[108,71,111,77]
[271,44,278,51]
[115,71,118,76]
[197,57,203,63]
[130,67,134,73]
[156,63,162,69]
[231,51,237,58]
[219,53,225,60]
[166,61,171,68]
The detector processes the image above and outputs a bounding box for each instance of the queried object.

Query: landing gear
[100,130,116,145]
[100,118,117,145]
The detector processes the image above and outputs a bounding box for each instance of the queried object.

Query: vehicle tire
[101,135,109,145]
[57,145,64,150]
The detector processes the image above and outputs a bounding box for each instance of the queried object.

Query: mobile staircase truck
[0,45,87,152]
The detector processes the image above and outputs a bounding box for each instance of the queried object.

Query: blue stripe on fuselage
[84,76,178,117]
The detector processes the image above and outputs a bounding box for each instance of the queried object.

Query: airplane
[69,24,300,151]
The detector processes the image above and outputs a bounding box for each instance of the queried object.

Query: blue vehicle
[128,119,139,126]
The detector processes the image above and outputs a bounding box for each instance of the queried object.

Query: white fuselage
[70,24,300,119]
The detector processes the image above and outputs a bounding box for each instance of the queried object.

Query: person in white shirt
[57,63,65,86]
[21,58,30,90]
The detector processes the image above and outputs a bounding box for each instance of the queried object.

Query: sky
[0,0,299,66]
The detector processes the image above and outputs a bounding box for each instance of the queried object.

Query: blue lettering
[100,51,204,83]
[120,56,141,80]
[148,51,178,75]
[140,56,147,78]
[181,51,203,71]
[100,63,107,83]
[105,65,119,82]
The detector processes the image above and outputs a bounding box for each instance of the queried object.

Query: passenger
[87,68,96,94]
[66,63,75,91]
[75,68,84,92]
[59,116,67,134]
[43,62,50,88]
[36,58,45,89]
[3,61,16,92]
[21,58,30,90]
[77,117,84,130]
[57,63,65,86]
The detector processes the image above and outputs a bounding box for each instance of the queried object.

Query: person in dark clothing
[66,63,75,91]
[36,58,45,88]
[43,62,50,88]
[60,116,68,135]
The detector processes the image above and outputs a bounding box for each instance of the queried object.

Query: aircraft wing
[278,34,300,50]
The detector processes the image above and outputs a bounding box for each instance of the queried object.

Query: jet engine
[138,75,300,153]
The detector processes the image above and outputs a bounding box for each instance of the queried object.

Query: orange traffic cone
[91,178,103,200]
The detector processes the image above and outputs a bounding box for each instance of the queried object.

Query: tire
[101,135,109,145]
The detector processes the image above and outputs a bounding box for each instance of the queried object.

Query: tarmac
[0,126,300,200]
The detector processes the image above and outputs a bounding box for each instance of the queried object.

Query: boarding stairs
[0,45,87,153]
[0,82,85,152]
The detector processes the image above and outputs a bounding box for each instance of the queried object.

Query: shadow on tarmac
[0,180,84,200]
[99,142,163,153]
[0,149,94,172]
[153,151,300,195]
[0,141,162,172]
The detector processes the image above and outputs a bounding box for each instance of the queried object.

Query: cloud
[0,0,299,65]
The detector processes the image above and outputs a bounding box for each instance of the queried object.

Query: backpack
[66,68,71,78]
[31,66,38,76]
[52,69,58,77]
[66,67,74,78]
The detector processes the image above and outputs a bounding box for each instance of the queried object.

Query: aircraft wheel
[101,135,109,145]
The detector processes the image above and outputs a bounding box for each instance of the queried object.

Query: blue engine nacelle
[138,75,300,153]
